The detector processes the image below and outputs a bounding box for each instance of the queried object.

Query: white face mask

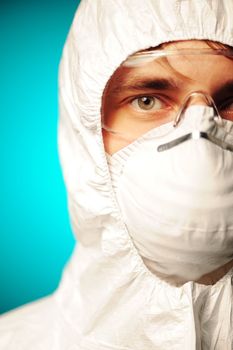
[107,106,233,284]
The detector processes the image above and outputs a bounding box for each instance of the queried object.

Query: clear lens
[102,49,233,142]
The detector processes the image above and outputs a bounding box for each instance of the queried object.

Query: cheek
[102,129,130,155]
[102,100,131,154]
[103,99,126,129]
[102,129,112,154]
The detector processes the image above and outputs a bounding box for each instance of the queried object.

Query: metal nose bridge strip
[157,131,233,152]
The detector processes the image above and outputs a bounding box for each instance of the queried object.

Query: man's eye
[219,99,233,120]
[131,96,164,111]
[226,101,233,110]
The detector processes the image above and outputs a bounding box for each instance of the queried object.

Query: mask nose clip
[157,91,233,153]
[173,91,222,128]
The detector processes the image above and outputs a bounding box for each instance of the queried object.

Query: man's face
[102,40,233,154]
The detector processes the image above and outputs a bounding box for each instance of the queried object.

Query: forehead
[106,40,233,94]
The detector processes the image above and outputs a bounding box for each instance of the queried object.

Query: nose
[174,91,221,127]
[187,92,212,106]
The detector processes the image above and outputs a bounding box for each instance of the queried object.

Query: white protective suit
[0,0,233,349]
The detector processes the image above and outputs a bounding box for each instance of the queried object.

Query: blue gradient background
[0,0,80,314]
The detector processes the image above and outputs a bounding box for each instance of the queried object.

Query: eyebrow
[108,77,233,98]
[110,77,181,95]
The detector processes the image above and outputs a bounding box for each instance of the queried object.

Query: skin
[102,40,233,155]
[102,40,233,285]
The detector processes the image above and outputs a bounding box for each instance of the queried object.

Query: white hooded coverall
[0,1,233,349]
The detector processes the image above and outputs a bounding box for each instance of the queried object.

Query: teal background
[0,0,80,314]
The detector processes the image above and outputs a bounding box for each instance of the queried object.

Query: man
[102,39,233,287]
[0,1,233,349]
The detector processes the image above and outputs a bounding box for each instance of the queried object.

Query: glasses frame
[122,48,233,67]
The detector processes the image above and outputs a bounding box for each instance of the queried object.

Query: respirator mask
[102,47,233,284]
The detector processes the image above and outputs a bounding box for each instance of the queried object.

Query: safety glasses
[102,49,233,142]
